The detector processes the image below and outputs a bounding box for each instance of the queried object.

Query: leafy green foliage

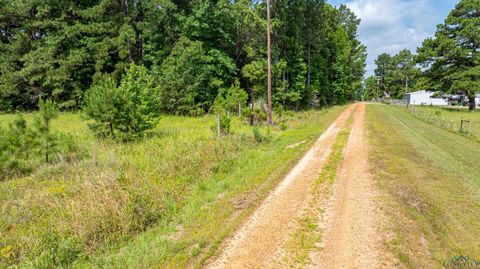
[246,106,268,126]
[225,81,249,113]
[0,0,366,113]
[252,126,271,143]
[372,49,419,99]
[211,114,232,136]
[0,0,175,109]
[157,37,236,115]
[84,64,160,139]
[362,75,377,101]
[416,0,480,110]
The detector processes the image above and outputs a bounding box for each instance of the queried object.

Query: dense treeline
[365,0,479,109]
[0,0,366,113]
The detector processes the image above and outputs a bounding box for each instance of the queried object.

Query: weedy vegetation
[0,106,346,268]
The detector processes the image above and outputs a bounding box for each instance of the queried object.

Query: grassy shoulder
[277,116,353,268]
[406,105,480,140]
[0,106,346,268]
[366,104,480,268]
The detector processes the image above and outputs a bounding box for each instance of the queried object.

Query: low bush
[253,126,271,143]
[211,114,231,136]
[245,107,268,126]
[126,190,164,232]
[0,100,83,180]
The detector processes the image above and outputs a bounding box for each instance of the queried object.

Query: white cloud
[340,0,443,76]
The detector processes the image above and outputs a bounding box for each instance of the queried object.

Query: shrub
[31,234,83,268]
[126,191,163,232]
[252,126,272,143]
[84,64,160,139]
[245,107,267,126]
[0,100,83,180]
[211,114,231,136]
[0,98,12,112]
[253,127,262,142]
[278,122,288,131]
[225,81,248,114]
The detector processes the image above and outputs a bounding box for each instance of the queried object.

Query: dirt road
[206,103,392,269]
[309,102,392,268]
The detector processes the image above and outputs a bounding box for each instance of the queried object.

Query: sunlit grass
[0,106,347,268]
[367,104,480,268]
[405,105,480,139]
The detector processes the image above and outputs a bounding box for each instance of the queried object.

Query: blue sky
[329,0,459,76]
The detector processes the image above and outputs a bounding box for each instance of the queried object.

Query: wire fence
[406,106,480,139]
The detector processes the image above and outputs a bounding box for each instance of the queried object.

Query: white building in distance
[405,90,448,106]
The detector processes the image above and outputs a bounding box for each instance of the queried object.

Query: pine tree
[32,99,59,163]
[417,0,480,110]
[84,64,160,139]
[83,75,124,137]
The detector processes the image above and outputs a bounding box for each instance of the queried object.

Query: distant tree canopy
[416,0,480,110]
[362,75,377,101]
[371,49,420,100]
[0,0,366,113]
[369,0,479,109]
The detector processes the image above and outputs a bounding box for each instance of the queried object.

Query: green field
[0,107,346,268]
[367,104,480,268]
[406,105,480,140]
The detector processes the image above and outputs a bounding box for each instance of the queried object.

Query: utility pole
[375,76,382,102]
[267,0,273,125]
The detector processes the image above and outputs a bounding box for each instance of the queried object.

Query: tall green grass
[0,107,346,268]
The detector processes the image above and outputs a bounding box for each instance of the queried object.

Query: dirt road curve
[206,103,392,269]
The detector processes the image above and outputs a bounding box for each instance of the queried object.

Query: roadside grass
[0,106,346,268]
[405,105,480,139]
[366,104,480,268]
[276,115,353,268]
